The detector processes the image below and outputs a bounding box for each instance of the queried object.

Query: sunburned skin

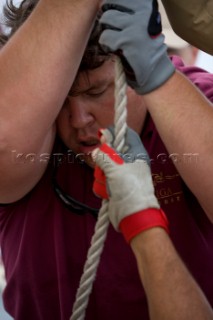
[56,58,146,167]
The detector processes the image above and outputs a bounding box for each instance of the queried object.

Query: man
[0,0,213,320]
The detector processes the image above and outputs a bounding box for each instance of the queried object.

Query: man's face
[56,57,146,167]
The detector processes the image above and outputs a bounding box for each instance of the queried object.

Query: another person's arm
[93,127,213,320]
[0,0,99,203]
[162,0,213,55]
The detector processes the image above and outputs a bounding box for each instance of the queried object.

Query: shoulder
[171,55,213,102]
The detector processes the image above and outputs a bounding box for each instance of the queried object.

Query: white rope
[114,57,128,152]
[70,201,110,320]
[70,56,127,320]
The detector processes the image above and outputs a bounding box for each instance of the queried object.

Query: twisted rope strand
[70,200,109,320]
[114,57,128,151]
[70,56,127,320]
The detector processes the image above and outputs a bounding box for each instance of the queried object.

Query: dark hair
[0,0,38,45]
[0,0,109,70]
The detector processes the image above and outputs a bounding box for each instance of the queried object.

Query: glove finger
[100,10,133,31]
[148,0,162,37]
[98,127,114,145]
[102,3,134,14]
[100,126,149,165]
[99,29,123,53]
[124,128,150,165]
[102,0,147,13]
[93,138,123,200]
[93,144,124,173]
[93,166,108,199]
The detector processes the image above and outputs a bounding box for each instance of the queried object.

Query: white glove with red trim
[92,127,169,243]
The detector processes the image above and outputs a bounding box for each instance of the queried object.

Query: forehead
[71,58,116,93]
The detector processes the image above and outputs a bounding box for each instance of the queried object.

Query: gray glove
[102,125,150,164]
[99,0,175,94]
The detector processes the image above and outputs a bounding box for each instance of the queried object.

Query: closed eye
[86,87,107,98]
[87,90,106,97]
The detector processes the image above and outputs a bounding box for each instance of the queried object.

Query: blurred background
[158,1,213,72]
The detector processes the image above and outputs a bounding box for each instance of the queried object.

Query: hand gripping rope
[70,56,128,320]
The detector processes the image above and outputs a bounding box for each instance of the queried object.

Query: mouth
[81,139,99,147]
[78,139,100,154]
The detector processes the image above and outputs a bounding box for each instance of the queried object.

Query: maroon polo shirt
[0,56,213,319]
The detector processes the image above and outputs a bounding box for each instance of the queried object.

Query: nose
[67,96,95,129]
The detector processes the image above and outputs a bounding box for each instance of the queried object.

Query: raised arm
[98,0,213,221]
[0,0,99,203]
[93,127,213,320]
[143,71,213,221]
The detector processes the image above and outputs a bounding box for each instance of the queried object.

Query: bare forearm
[0,0,99,202]
[131,228,213,320]
[143,71,213,220]
[0,0,99,152]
